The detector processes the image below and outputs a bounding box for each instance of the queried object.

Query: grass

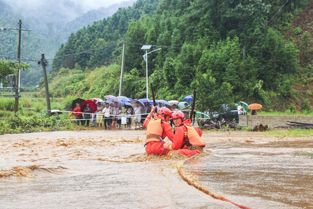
[258,111,313,117]
[267,129,313,137]
[0,94,76,135]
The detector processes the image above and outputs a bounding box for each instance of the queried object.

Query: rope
[176,159,252,209]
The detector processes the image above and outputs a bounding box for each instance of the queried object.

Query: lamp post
[141,45,161,99]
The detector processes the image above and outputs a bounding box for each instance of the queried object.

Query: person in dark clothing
[83,103,92,127]
[73,103,83,125]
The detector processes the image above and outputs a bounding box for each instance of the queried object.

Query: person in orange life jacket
[166,110,205,157]
[143,106,174,155]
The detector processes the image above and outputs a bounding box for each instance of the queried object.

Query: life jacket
[184,124,205,148]
[146,117,163,144]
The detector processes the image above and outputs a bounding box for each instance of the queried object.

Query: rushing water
[184,140,313,209]
[0,131,312,208]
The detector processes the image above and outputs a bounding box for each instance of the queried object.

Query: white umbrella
[168,100,179,105]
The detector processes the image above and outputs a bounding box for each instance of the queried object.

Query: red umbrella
[81,100,97,113]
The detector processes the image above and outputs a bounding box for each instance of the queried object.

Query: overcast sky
[3,0,129,12]
[2,0,133,23]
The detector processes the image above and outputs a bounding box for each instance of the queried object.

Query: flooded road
[0,131,312,208]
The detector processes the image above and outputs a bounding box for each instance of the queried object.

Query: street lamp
[141,45,161,99]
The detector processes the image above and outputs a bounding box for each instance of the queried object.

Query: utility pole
[39,54,51,115]
[14,19,22,113]
[118,43,125,97]
[145,50,149,99]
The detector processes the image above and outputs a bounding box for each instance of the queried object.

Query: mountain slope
[0,0,134,87]
[50,0,311,111]
[62,1,135,41]
[52,0,159,70]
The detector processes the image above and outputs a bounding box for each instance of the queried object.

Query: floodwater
[0,131,312,209]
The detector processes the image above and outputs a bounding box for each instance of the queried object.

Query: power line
[1,42,178,63]
[0,27,31,32]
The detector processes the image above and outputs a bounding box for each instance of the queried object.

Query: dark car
[217,104,239,123]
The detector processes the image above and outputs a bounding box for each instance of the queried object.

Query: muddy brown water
[0,131,312,209]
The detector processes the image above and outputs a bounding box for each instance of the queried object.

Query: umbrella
[168,100,179,106]
[138,99,153,107]
[138,98,151,104]
[238,101,249,111]
[178,102,190,110]
[183,95,193,103]
[104,95,116,99]
[117,96,132,103]
[123,102,133,107]
[104,95,118,102]
[72,98,85,109]
[248,103,263,111]
[157,100,170,107]
[133,100,145,107]
[91,98,104,104]
[81,100,97,113]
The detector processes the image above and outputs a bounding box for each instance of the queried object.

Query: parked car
[217,104,239,123]
[196,104,239,129]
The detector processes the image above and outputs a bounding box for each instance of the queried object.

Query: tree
[0,60,29,79]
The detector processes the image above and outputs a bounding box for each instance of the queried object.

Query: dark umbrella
[133,100,145,107]
[71,98,85,109]
[157,100,170,107]
[183,95,193,103]
[81,100,97,113]
[117,96,132,106]
[138,98,151,104]
[124,102,133,107]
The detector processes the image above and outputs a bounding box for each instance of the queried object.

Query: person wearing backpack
[164,110,205,157]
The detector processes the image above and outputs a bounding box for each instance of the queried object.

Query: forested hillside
[52,0,159,70]
[0,0,134,87]
[52,0,312,111]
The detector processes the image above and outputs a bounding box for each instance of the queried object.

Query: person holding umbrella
[102,103,112,130]
[80,100,97,127]
[134,102,143,129]
[82,103,93,127]
[248,103,263,115]
[73,103,83,125]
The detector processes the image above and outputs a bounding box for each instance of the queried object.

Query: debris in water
[0,165,67,178]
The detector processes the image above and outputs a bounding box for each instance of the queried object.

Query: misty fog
[2,0,131,22]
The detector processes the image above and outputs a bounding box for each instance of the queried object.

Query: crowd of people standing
[72,101,174,130]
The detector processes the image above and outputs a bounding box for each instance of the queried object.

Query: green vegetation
[47,64,148,99]
[259,111,313,117]
[2,0,313,134]
[52,0,159,71]
[267,129,313,137]
[0,95,75,135]
[0,0,134,88]
[0,113,73,135]
[0,60,30,79]
[51,0,312,111]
